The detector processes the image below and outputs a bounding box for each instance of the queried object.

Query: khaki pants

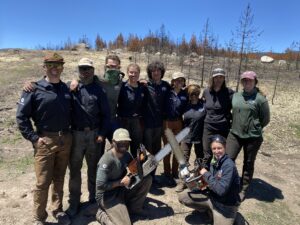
[97,175,152,225]
[33,133,72,221]
[178,190,238,225]
[162,120,183,177]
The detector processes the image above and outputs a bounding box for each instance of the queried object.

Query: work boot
[54,211,71,225]
[66,204,79,218]
[163,174,176,187]
[175,182,187,193]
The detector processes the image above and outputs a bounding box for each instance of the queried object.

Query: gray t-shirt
[96,150,132,201]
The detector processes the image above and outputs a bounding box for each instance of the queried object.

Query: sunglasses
[79,66,93,71]
[44,63,63,69]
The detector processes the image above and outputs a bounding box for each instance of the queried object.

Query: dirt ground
[0,50,299,225]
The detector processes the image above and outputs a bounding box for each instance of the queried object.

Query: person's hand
[70,79,79,91]
[23,81,36,92]
[34,137,47,147]
[139,79,148,86]
[200,168,208,175]
[96,135,104,143]
[120,175,131,187]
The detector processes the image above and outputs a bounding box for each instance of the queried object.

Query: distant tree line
[35,3,299,71]
[35,28,300,63]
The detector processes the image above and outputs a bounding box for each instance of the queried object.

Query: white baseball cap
[78,58,94,67]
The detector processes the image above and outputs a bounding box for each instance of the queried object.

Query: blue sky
[0,0,299,52]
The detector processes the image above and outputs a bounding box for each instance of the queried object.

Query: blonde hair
[187,84,201,96]
[127,63,141,74]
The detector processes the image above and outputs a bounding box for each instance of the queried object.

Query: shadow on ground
[185,210,211,224]
[184,210,249,225]
[246,178,284,202]
[132,196,174,222]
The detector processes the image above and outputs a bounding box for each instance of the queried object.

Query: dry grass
[0,49,299,225]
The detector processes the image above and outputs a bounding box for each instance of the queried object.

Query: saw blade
[142,127,190,177]
[165,128,186,166]
[155,127,190,162]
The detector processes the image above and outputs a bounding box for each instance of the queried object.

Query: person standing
[16,52,72,225]
[70,54,124,142]
[117,63,146,157]
[66,58,111,217]
[143,61,171,184]
[202,68,234,167]
[226,71,270,201]
[176,84,206,192]
[162,72,188,185]
[98,54,124,141]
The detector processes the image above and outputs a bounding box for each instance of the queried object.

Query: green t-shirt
[96,150,132,200]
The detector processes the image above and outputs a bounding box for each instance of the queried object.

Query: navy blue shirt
[143,80,171,128]
[117,81,146,118]
[183,100,206,143]
[16,78,72,143]
[71,81,111,137]
[165,89,188,120]
[203,87,234,132]
[203,154,240,206]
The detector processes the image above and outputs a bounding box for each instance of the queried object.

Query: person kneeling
[178,135,240,225]
[95,128,152,225]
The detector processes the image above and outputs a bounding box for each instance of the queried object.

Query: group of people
[16,51,270,225]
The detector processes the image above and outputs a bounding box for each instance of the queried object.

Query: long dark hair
[208,77,227,91]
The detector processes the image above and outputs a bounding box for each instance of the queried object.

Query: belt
[73,127,97,132]
[39,130,70,136]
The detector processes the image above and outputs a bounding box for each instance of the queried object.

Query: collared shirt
[117,81,146,118]
[71,81,111,137]
[16,78,72,143]
[143,80,171,128]
[165,89,188,120]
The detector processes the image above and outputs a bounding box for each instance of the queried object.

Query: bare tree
[234,3,262,91]
[272,64,281,105]
[200,18,210,87]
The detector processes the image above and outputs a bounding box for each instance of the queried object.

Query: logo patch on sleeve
[102,164,108,169]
